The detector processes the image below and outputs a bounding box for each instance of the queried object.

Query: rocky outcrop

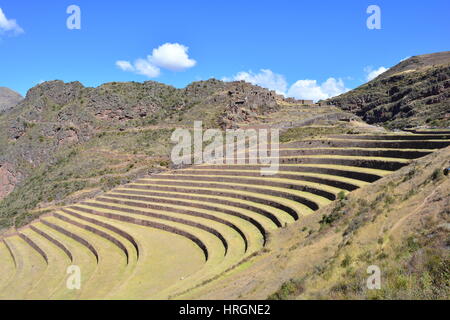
[0,163,20,199]
[0,78,283,203]
[208,80,280,128]
[0,87,22,113]
[327,51,450,129]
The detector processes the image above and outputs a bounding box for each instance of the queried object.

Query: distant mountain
[327,51,450,129]
[0,87,22,113]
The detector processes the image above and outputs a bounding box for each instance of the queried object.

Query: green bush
[267,279,304,300]
[430,169,443,181]
[337,191,346,201]
[341,254,352,268]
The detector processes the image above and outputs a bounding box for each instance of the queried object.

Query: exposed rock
[327,51,450,129]
[0,163,20,199]
[57,128,79,146]
[0,78,283,201]
[0,87,22,113]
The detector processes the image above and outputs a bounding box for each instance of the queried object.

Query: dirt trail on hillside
[382,186,441,249]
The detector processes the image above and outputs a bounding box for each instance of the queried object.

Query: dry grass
[185,146,450,299]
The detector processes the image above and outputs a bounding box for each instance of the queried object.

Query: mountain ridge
[0,78,287,228]
[327,51,450,129]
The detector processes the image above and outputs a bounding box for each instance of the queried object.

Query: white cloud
[287,78,349,101]
[223,69,288,95]
[134,59,160,77]
[116,42,196,78]
[150,43,196,71]
[115,60,134,72]
[364,66,388,81]
[223,69,348,102]
[116,59,160,77]
[320,78,349,98]
[0,8,23,35]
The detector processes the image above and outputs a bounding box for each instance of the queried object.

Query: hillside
[0,121,448,299]
[327,51,450,129]
[188,142,449,300]
[0,87,22,113]
[0,79,283,229]
[0,72,449,300]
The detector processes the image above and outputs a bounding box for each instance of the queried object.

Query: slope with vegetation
[0,59,449,299]
[327,51,450,129]
[0,118,448,298]
[0,79,280,230]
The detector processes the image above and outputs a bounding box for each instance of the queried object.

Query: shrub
[405,236,420,253]
[267,279,304,300]
[337,190,346,201]
[100,176,123,191]
[430,169,443,181]
[320,200,346,227]
[159,160,169,167]
[341,254,352,268]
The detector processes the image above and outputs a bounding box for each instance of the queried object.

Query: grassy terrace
[121,184,300,224]
[30,221,98,299]
[275,147,435,159]
[402,129,450,134]
[64,203,238,297]
[112,188,288,228]
[95,195,264,252]
[0,240,16,291]
[0,131,448,299]
[284,138,450,149]
[129,182,309,219]
[18,226,72,299]
[172,168,370,189]
[278,147,437,151]
[196,163,392,179]
[0,235,47,299]
[329,134,450,140]
[230,154,412,162]
[41,215,128,299]
[204,155,411,171]
[58,211,206,299]
[151,174,341,200]
[78,199,247,257]
[67,203,218,260]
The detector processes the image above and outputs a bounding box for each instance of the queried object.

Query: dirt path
[382,185,441,249]
[98,124,188,134]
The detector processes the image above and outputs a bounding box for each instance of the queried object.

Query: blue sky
[0,0,449,100]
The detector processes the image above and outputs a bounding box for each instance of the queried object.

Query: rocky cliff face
[0,163,21,199]
[0,79,281,204]
[327,51,450,129]
[183,79,280,128]
[0,87,22,113]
